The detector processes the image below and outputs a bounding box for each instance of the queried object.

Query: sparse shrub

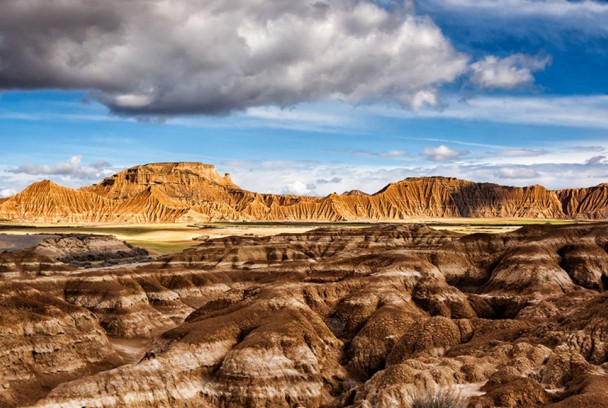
[409,387,465,408]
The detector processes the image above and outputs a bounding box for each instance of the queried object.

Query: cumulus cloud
[7,156,113,180]
[495,167,540,179]
[282,181,317,195]
[471,54,550,89]
[422,145,469,161]
[0,0,470,116]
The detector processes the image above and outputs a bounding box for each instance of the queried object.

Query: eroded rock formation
[0,162,606,223]
[2,223,608,406]
[0,234,148,278]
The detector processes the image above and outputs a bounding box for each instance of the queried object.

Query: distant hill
[0,162,607,223]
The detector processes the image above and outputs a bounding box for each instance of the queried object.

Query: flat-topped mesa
[83,162,240,202]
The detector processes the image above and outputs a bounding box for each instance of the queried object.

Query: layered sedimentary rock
[2,223,608,407]
[0,234,148,278]
[557,183,608,220]
[83,162,238,202]
[34,234,149,267]
[0,180,111,223]
[0,283,122,407]
[0,162,607,223]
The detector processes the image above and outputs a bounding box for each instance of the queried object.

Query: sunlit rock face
[2,223,608,407]
[1,162,607,223]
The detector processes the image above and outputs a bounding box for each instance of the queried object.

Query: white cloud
[223,155,608,196]
[282,181,315,195]
[492,149,548,157]
[223,160,394,196]
[0,189,17,198]
[7,156,114,180]
[3,152,607,200]
[495,167,540,179]
[425,0,608,20]
[371,95,608,129]
[422,145,469,161]
[471,54,550,89]
[421,0,608,36]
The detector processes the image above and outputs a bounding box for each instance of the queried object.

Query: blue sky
[1,0,607,196]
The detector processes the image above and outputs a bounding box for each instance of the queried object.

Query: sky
[1,0,608,197]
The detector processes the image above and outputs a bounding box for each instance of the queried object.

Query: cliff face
[83,162,238,202]
[557,184,608,220]
[0,163,607,223]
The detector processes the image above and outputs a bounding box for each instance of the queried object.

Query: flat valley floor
[0,218,580,255]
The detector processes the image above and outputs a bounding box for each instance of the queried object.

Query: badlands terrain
[2,162,608,407]
[0,161,607,223]
[2,222,608,407]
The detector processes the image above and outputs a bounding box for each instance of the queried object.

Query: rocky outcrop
[83,162,238,201]
[0,180,111,223]
[0,234,148,278]
[34,234,149,267]
[0,163,606,223]
[557,183,608,220]
[2,223,608,406]
[0,283,121,407]
[0,250,70,279]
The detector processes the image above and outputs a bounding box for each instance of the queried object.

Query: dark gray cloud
[0,0,471,116]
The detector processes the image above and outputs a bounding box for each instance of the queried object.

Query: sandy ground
[431,225,521,234]
[108,337,153,363]
[0,224,318,255]
[452,382,487,398]
[0,219,583,255]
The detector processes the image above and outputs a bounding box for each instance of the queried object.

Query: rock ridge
[0,162,606,223]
